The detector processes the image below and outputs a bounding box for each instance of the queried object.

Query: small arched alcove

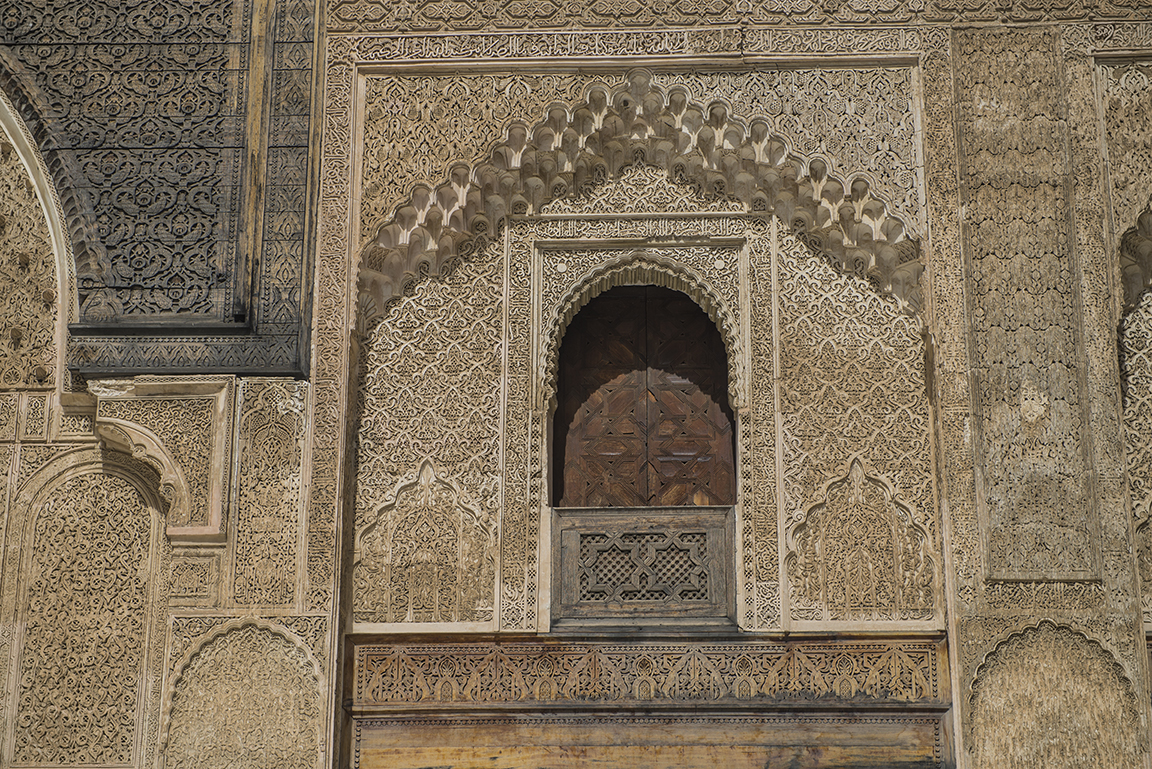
[552,283,735,509]
[549,282,737,627]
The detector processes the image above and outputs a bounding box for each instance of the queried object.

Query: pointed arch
[0,80,75,389]
[357,69,922,326]
[0,56,83,325]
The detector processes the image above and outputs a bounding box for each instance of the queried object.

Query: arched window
[553,284,736,508]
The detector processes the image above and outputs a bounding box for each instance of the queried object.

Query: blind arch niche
[553,284,736,508]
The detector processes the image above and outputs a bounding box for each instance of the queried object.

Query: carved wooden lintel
[351,638,947,712]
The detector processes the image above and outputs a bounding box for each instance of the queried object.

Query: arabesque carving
[0,129,57,389]
[775,226,935,625]
[1122,291,1152,525]
[353,639,944,707]
[162,620,323,769]
[354,459,496,626]
[91,377,235,540]
[327,0,1148,33]
[1123,290,1152,623]
[234,378,308,607]
[539,163,741,217]
[955,27,1097,580]
[787,458,934,623]
[11,470,160,764]
[0,392,15,439]
[356,234,502,625]
[359,70,920,324]
[1101,58,1152,310]
[969,623,1143,768]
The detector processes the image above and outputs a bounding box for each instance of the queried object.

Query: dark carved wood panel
[554,286,735,507]
[553,506,734,622]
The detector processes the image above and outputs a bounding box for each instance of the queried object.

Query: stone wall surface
[1,4,1152,769]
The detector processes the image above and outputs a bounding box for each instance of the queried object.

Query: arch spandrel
[0,84,74,390]
[356,69,922,327]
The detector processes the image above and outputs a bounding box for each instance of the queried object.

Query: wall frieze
[352,639,946,709]
[338,25,927,63]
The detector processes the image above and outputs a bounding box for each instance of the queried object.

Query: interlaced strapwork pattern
[579,531,710,603]
[13,473,153,764]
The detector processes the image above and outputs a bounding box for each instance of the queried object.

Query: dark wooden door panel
[556,285,735,508]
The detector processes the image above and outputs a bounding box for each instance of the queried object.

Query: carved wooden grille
[555,507,733,623]
[578,531,710,602]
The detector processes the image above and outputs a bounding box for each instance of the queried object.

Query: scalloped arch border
[353,456,489,565]
[0,76,77,390]
[358,69,922,325]
[783,453,937,622]
[157,616,326,756]
[968,619,1141,718]
[539,252,744,410]
[1120,195,1152,313]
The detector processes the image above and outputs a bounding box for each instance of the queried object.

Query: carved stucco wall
[326,0,1151,32]
[1110,57,1152,626]
[355,235,502,628]
[969,623,1142,768]
[776,227,934,626]
[354,216,937,634]
[350,62,937,635]
[936,23,1150,767]
[330,19,1152,769]
[0,374,323,767]
[0,7,1150,769]
[0,108,57,390]
[162,621,323,769]
[232,378,309,608]
[0,451,170,767]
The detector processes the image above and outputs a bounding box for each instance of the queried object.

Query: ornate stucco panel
[774,225,937,629]
[91,376,236,540]
[354,460,497,627]
[0,450,171,768]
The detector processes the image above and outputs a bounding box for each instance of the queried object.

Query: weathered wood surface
[555,286,735,508]
[355,716,942,769]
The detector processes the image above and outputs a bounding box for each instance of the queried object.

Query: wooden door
[554,285,735,507]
